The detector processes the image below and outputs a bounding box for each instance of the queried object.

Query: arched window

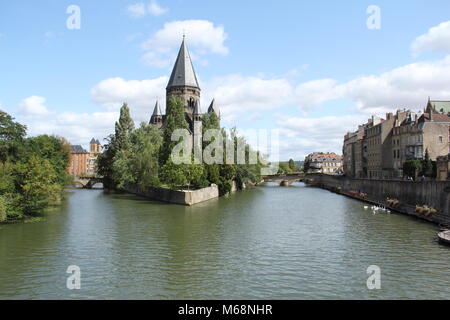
[188,98,195,108]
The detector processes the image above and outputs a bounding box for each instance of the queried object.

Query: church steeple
[208,99,220,117]
[149,101,163,127]
[166,38,200,89]
[166,37,201,117]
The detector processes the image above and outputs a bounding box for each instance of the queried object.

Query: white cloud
[127,1,168,18]
[19,96,50,117]
[90,76,168,123]
[127,3,147,18]
[147,0,168,16]
[411,21,450,55]
[203,74,292,122]
[282,55,450,117]
[141,20,228,67]
[294,79,339,110]
[275,114,366,160]
[14,96,119,148]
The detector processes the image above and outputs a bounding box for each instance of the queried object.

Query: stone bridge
[262,173,305,186]
[73,176,103,189]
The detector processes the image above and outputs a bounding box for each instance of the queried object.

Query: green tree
[278,162,293,174]
[16,155,61,215]
[97,134,117,188]
[21,135,71,186]
[0,111,27,163]
[202,110,221,187]
[161,159,188,189]
[114,103,135,151]
[403,160,422,179]
[111,149,135,190]
[421,149,434,177]
[130,123,162,190]
[288,159,297,172]
[161,97,189,165]
[185,161,206,190]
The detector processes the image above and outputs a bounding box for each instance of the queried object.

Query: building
[304,152,343,174]
[87,138,102,175]
[437,154,450,180]
[68,145,89,176]
[343,98,450,179]
[343,125,365,178]
[68,139,102,176]
[149,37,220,150]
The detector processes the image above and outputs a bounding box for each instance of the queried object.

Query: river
[0,183,449,299]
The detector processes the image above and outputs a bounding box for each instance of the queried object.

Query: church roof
[152,101,162,116]
[207,99,219,115]
[428,100,450,114]
[166,39,200,89]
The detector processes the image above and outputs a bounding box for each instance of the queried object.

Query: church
[149,37,220,148]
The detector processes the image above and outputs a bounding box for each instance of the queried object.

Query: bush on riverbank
[0,111,70,222]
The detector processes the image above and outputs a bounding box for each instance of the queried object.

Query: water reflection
[0,185,449,299]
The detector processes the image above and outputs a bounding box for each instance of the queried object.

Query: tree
[111,149,135,190]
[0,111,27,163]
[21,135,71,186]
[421,149,434,177]
[97,134,117,188]
[114,103,135,151]
[185,161,206,190]
[278,162,293,174]
[15,155,61,215]
[160,97,189,165]
[130,123,162,190]
[161,159,188,189]
[288,159,297,172]
[403,160,422,179]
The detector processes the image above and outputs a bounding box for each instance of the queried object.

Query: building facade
[87,138,102,175]
[304,152,343,174]
[68,145,89,176]
[343,99,450,179]
[68,139,102,176]
[149,38,220,150]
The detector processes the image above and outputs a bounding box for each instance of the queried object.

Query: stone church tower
[150,37,220,152]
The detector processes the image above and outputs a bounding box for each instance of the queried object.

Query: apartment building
[304,152,343,175]
[343,99,450,179]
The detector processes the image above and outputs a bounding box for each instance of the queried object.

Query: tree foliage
[99,99,266,198]
[403,160,422,179]
[421,149,434,177]
[0,111,70,221]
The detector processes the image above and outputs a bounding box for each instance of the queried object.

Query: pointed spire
[193,101,201,115]
[166,38,200,89]
[152,101,162,116]
[207,99,219,115]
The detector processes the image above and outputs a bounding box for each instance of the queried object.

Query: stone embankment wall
[125,184,219,206]
[305,174,450,226]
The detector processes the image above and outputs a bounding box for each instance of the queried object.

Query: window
[439,136,443,143]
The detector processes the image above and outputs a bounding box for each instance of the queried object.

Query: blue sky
[1,0,450,160]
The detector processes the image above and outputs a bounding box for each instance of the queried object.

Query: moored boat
[437,230,450,245]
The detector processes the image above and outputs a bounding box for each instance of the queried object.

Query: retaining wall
[305,174,450,226]
[125,184,219,206]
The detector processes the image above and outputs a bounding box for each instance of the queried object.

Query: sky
[1,0,450,160]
